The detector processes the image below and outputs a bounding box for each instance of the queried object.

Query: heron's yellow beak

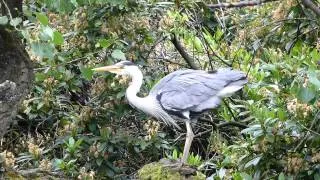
[92,65,123,74]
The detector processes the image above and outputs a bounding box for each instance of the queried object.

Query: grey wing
[150,68,247,116]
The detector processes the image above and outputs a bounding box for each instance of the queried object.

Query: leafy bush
[1,0,320,179]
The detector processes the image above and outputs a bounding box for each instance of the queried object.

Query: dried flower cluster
[28,141,42,160]
[80,106,94,122]
[78,167,95,180]
[144,120,160,140]
[317,38,320,51]
[286,98,313,118]
[63,35,90,50]
[286,156,304,174]
[59,122,77,135]
[0,151,15,169]
[311,152,320,163]
[73,7,89,30]
[89,143,100,158]
[39,159,52,171]
[272,0,296,21]
[91,78,107,96]
[159,12,175,30]
[44,77,58,87]
[117,75,130,86]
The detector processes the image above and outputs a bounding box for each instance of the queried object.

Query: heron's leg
[181,120,194,164]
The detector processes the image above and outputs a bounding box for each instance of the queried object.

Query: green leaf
[240,172,253,180]
[314,173,320,180]
[244,156,262,168]
[193,36,203,52]
[96,158,103,166]
[31,42,55,59]
[70,0,78,7]
[308,70,320,89]
[172,149,178,159]
[214,28,224,41]
[0,16,8,25]
[99,39,113,48]
[10,17,22,26]
[278,173,285,180]
[36,13,49,26]
[111,49,126,60]
[297,86,316,103]
[81,67,93,80]
[53,31,64,45]
[43,26,54,39]
[68,137,75,146]
[37,102,45,110]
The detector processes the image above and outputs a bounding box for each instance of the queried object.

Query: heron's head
[92,61,140,77]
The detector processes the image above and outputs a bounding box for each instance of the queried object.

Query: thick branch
[207,0,279,9]
[170,33,199,70]
[217,121,248,129]
[301,0,320,17]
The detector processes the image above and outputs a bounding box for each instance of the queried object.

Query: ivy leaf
[53,31,64,45]
[0,16,8,25]
[193,37,203,52]
[99,39,113,48]
[31,42,55,59]
[111,49,126,60]
[42,26,54,40]
[68,137,75,146]
[278,173,285,180]
[297,86,316,103]
[308,70,320,89]
[10,17,22,26]
[244,156,262,168]
[240,172,253,180]
[80,67,93,80]
[36,13,49,26]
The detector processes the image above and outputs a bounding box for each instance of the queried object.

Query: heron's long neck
[126,69,144,108]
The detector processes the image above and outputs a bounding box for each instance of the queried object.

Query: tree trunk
[0,0,33,138]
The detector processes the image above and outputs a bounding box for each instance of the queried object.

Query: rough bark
[170,34,199,70]
[301,0,320,17]
[0,0,33,138]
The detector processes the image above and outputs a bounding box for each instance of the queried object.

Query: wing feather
[150,68,247,113]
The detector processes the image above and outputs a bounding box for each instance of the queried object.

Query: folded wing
[149,68,247,118]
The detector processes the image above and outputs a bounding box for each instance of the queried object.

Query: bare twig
[294,111,320,152]
[170,33,199,70]
[201,32,231,67]
[301,0,320,17]
[194,129,212,138]
[207,0,279,9]
[198,117,248,129]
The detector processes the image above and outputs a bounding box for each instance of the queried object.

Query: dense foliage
[1,0,320,179]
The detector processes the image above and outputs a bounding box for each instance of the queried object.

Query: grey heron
[93,60,247,164]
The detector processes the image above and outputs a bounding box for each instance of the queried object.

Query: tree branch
[301,0,320,17]
[217,121,248,129]
[207,0,279,9]
[170,33,199,70]
[198,117,248,129]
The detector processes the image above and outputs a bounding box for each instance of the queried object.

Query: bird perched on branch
[93,60,247,165]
